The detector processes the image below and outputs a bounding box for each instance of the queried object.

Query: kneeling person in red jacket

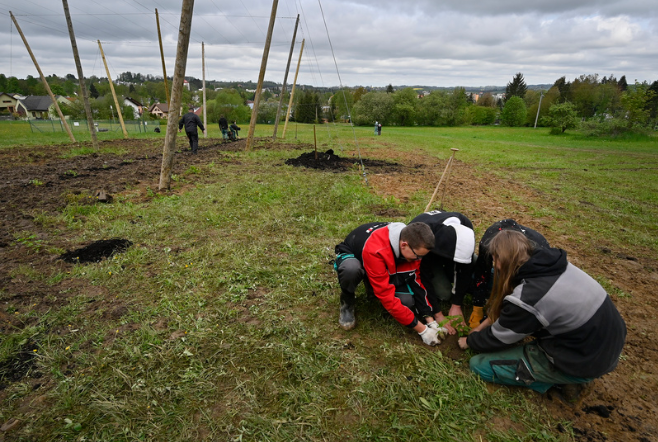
[334,222,447,346]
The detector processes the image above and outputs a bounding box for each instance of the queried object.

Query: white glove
[419,325,441,346]
[427,321,448,339]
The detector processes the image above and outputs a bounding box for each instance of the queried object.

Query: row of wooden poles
[10,0,304,190]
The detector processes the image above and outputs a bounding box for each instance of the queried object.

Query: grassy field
[1,121,657,441]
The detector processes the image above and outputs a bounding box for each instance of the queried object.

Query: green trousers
[469,342,594,393]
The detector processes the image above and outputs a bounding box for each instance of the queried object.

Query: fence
[29,119,162,134]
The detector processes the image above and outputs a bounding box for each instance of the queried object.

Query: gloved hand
[418,325,441,346]
[427,321,449,339]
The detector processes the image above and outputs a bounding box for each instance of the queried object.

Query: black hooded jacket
[467,247,626,378]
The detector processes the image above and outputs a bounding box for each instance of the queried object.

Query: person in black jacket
[218,115,229,140]
[178,107,205,154]
[458,230,626,395]
[411,211,475,335]
[230,121,241,140]
[469,219,550,328]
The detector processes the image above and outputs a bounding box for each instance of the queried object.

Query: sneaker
[339,301,355,330]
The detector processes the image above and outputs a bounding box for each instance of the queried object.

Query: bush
[467,106,497,125]
[501,96,527,127]
[579,117,652,137]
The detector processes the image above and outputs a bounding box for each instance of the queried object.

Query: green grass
[3,122,656,440]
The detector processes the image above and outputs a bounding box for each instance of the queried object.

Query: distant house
[16,95,71,120]
[149,102,169,118]
[0,92,22,114]
[246,100,254,109]
[123,96,144,118]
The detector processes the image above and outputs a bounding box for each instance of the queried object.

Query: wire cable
[316,0,367,185]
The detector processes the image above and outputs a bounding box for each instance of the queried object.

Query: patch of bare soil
[0,138,656,441]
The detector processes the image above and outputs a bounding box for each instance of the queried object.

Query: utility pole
[62,0,98,149]
[98,40,128,138]
[246,0,278,151]
[282,39,304,139]
[155,8,171,106]
[272,14,299,141]
[534,92,544,128]
[202,42,207,138]
[159,0,195,190]
[10,11,75,142]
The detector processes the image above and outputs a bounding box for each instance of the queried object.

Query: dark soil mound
[285,149,401,172]
[59,239,133,264]
[0,340,38,387]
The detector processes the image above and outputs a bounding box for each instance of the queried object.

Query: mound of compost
[59,239,133,264]
[285,149,400,172]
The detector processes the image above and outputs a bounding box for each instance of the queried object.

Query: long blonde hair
[486,230,533,321]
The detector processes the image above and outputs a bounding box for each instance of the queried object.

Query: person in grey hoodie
[459,230,626,395]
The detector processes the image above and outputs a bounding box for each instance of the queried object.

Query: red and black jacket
[336,222,432,327]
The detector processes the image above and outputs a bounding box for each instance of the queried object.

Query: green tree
[544,102,578,133]
[466,106,497,125]
[89,83,99,99]
[208,89,250,124]
[391,87,418,126]
[295,90,321,123]
[501,96,527,127]
[416,90,448,126]
[352,92,394,126]
[620,81,655,128]
[331,88,354,121]
[386,84,394,94]
[505,72,527,101]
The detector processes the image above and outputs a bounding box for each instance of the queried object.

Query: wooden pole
[97,41,128,139]
[438,148,459,210]
[62,0,97,149]
[534,92,544,128]
[424,148,458,212]
[10,11,76,142]
[282,39,304,139]
[155,8,171,106]
[272,14,299,141]
[202,42,207,138]
[245,0,279,151]
[159,0,195,190]
[313,124,317,160]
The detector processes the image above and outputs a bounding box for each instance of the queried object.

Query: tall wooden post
[202,42,207,138]
[98,40,128,138]
[10,11,75,142]
[245,0,279,151]
[272,14,299,141]
[62,0,98,149]
[282,39,304,139]
[534,92,544,128]
[159,0,195,190]
[155,8,171,106]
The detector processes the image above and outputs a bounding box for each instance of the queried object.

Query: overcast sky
[1,0,656,88]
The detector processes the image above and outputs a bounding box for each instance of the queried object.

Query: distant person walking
[178,107,205,155]
[377,123,382,136]
[218,115,229,140]
[374,121,378,135]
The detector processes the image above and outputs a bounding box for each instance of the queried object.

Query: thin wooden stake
[438,149,459,210]
[98,40,128,138]
[246,0,278,151]
[424,148,458,212]
[156,8,170,106]
[62,0,97,149]
[273,14,299,141]
[159,0,195,190]
[202,42,207,138]
[10,11,75,142]
[282,39,304,139]
[313,125,317,160]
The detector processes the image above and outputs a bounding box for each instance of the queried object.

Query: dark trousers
[186,131,199,153]
[336,256,415,312]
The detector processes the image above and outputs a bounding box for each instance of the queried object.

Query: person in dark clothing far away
[230,121,241,140]
[377,122,382,135]
[459,230,626,399]
[178,107,205,154]
[218,115,229,140]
